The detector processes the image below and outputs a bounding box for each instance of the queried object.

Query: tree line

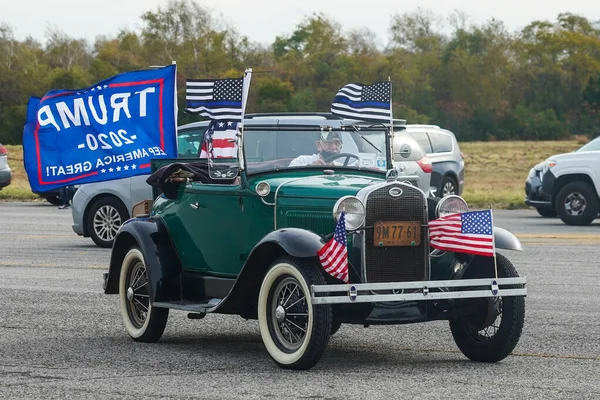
[1,0,600,144]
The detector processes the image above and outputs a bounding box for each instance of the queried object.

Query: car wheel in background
[441,176,458,197]
[87,196,129,248]
[43,195,62,206]
[535,208,556,218]
[555,181,599,226]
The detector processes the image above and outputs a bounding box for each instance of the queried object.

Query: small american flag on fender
[429,210,496,256]
[317,212,349,283]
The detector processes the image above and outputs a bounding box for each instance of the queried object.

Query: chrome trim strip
[310,277,527,305]
[311,289,527,304]
[311,277,526,292]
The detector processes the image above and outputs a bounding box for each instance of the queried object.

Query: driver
[289,131,344,166]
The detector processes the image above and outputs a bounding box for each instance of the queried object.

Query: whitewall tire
[258,256,332,370]
[119,248,168,342]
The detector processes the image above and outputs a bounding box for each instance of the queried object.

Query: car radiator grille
[364,184,428,283]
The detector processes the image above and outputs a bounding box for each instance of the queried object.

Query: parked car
[540,136,600,225]
[102,114,527,370]
[404,125,465,197]
[391,126,433,195]
[525,162,556,217]
[0,143,12,190]
[71,122,210,247]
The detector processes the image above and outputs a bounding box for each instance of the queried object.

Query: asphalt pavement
[0,202,598,399]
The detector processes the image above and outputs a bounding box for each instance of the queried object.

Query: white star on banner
[109,168,114,172]
[116,166,121,172]
[124,165,129,170]
[101,169,106,173]
[227,121,233,126]
[218,122,224,128]
[131,165,136,170]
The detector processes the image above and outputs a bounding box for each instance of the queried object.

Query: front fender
[494,226,523,252]
[104,217,182,303]
[216,228,326,318]
[255,228,326,258]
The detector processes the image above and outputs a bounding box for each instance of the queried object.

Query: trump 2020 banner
[22,65,177,192]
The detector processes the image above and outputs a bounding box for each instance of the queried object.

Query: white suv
[540,136,600,226]
[404,125,464,197]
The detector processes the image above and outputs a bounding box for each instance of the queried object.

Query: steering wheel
[323,152,359,166]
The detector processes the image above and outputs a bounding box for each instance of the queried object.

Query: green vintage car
[103,114,527,370]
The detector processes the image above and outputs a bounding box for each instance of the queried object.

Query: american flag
[185,77,243,121]
[200,121,238,159]
[330,81,392,122]
[317,212,349,283]
[429,210,496,256]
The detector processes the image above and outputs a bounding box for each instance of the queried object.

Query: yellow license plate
[373,221,421,246]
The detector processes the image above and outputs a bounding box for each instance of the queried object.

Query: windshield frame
[239,123,393,176]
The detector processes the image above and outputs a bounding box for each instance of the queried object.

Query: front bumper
[525,172,552,209]
[311,277,527,304]
[0,168,11,188]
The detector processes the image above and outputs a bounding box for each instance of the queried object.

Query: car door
[171,181,249,277]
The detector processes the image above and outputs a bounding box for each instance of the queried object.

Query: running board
[153,299,222,313]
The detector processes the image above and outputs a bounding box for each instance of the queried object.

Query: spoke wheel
[119,248,168,342]
[125,260,150,329]
[258,256,332,370]
[450,253,525,362]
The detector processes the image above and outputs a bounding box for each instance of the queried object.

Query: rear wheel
[119,248,168,342]
[555,181,599,226]
[450,253,525,362]
[258,256,332,370]
[441,176,458,197]
[43,195,62,206]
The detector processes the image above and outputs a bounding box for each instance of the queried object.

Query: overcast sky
[2,0,600,46]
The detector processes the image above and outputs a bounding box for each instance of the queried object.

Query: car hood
[545,150,600,162]
[256,173,385,200]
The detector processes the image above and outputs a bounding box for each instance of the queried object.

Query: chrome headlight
[436,195,469,218]
[333,196,365,230]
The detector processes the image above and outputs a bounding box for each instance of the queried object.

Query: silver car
[404,124,465,197]
[391,127,432,195]
[0,143,12,190]
[71,123,210,247]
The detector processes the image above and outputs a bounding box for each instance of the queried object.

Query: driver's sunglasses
[322,139,343,149]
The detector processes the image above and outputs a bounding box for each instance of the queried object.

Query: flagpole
[172,60,178,154]
[388,76,393,129]
[239,68,253,170]
[491,209,498,279]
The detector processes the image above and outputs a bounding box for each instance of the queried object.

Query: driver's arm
[289,155,319,166]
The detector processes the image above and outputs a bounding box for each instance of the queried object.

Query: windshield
[243,128,389,174]
[576,136,600,152]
